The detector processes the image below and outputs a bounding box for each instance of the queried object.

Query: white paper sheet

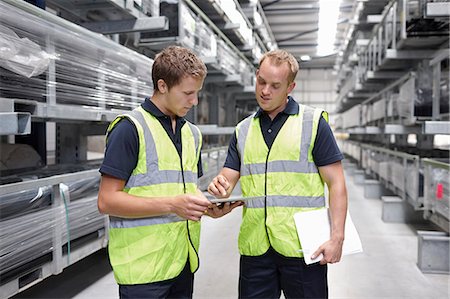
[294,208,363,265]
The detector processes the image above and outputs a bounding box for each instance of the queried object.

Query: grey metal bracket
[83,16,169,34]
[426,2,450,17]
[0,112,31,135]
[385,49,436,60]
[423,121,450,134]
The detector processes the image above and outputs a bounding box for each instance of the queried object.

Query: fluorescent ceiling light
[317,0,341,56]
[300,55,311,61]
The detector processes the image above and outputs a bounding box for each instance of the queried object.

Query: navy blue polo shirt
[99,98,203,181]
[224,96,343,171]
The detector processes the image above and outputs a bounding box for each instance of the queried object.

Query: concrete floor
[13,166,449,299]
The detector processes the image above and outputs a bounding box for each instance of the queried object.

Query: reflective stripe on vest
[236,103,326,257]
[122,110,200,189]
[106,106,202,284]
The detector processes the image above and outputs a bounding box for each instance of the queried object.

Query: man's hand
[206,201,243,218]
[171,194,212,221]
[311,238,344,265]
[208,175,230,198]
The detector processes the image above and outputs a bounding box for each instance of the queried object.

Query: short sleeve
[223,131,240,171]
[312,116,344,167]
[99,119,139,180]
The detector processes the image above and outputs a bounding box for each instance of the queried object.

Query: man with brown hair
[98,46,239,298]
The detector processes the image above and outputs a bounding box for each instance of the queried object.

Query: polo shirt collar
[254,96,299,118]
[141,97,186,124]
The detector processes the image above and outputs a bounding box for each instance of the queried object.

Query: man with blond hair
[208,49,348,298]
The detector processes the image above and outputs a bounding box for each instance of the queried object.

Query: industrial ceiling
[260,0,356,68]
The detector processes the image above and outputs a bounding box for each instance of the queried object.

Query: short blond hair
[259,49,299,83]
[152,46,207,91]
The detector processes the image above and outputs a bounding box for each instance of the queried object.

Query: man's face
[164,75,204,117]
[255,60,295,118]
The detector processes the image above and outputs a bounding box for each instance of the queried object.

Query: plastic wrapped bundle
[217,40,239,75]
[179,2,197,49]
[0,0,153,109]
[0,207,57,278]
[0,186,52,220]
[0,24,50,78]
[0,176,103,280]
[194,19,217,58]
[62,196,105,248]
[61,176,100,201]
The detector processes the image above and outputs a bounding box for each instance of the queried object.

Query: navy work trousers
[119,262,194,299]
[239,247,328,299]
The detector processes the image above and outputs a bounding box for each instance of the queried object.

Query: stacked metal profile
[0,0,153,296]
[0,176,101,276]
[0,3,152,110]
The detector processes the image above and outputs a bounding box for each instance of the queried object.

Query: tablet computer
[206,195,264,204]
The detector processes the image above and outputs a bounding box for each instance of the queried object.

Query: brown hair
[259,49,299,84]
[152,46,207,91]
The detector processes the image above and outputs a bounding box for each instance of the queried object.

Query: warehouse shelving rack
[337,66,449,138]
[0,1,154,297]
[137,0,258,92]
[46,0,164,34]
[134,0,276,133]
[339,140,449,231]
[335,0,449,273]
[335,0,392,111]
[0,170,105,298]
[336,0,449,113]
[360,143,421,209]
[43,0,268,130]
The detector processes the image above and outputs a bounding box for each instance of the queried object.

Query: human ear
[157,79,167,93]
[287,81,296,93]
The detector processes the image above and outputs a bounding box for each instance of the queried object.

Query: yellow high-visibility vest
[236,103,327,257]
[106,106,202,284]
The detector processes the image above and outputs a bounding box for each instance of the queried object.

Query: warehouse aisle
[13,166,449,299]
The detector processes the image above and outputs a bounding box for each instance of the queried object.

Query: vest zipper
[180,154,200,273]
[264,150,271,248]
